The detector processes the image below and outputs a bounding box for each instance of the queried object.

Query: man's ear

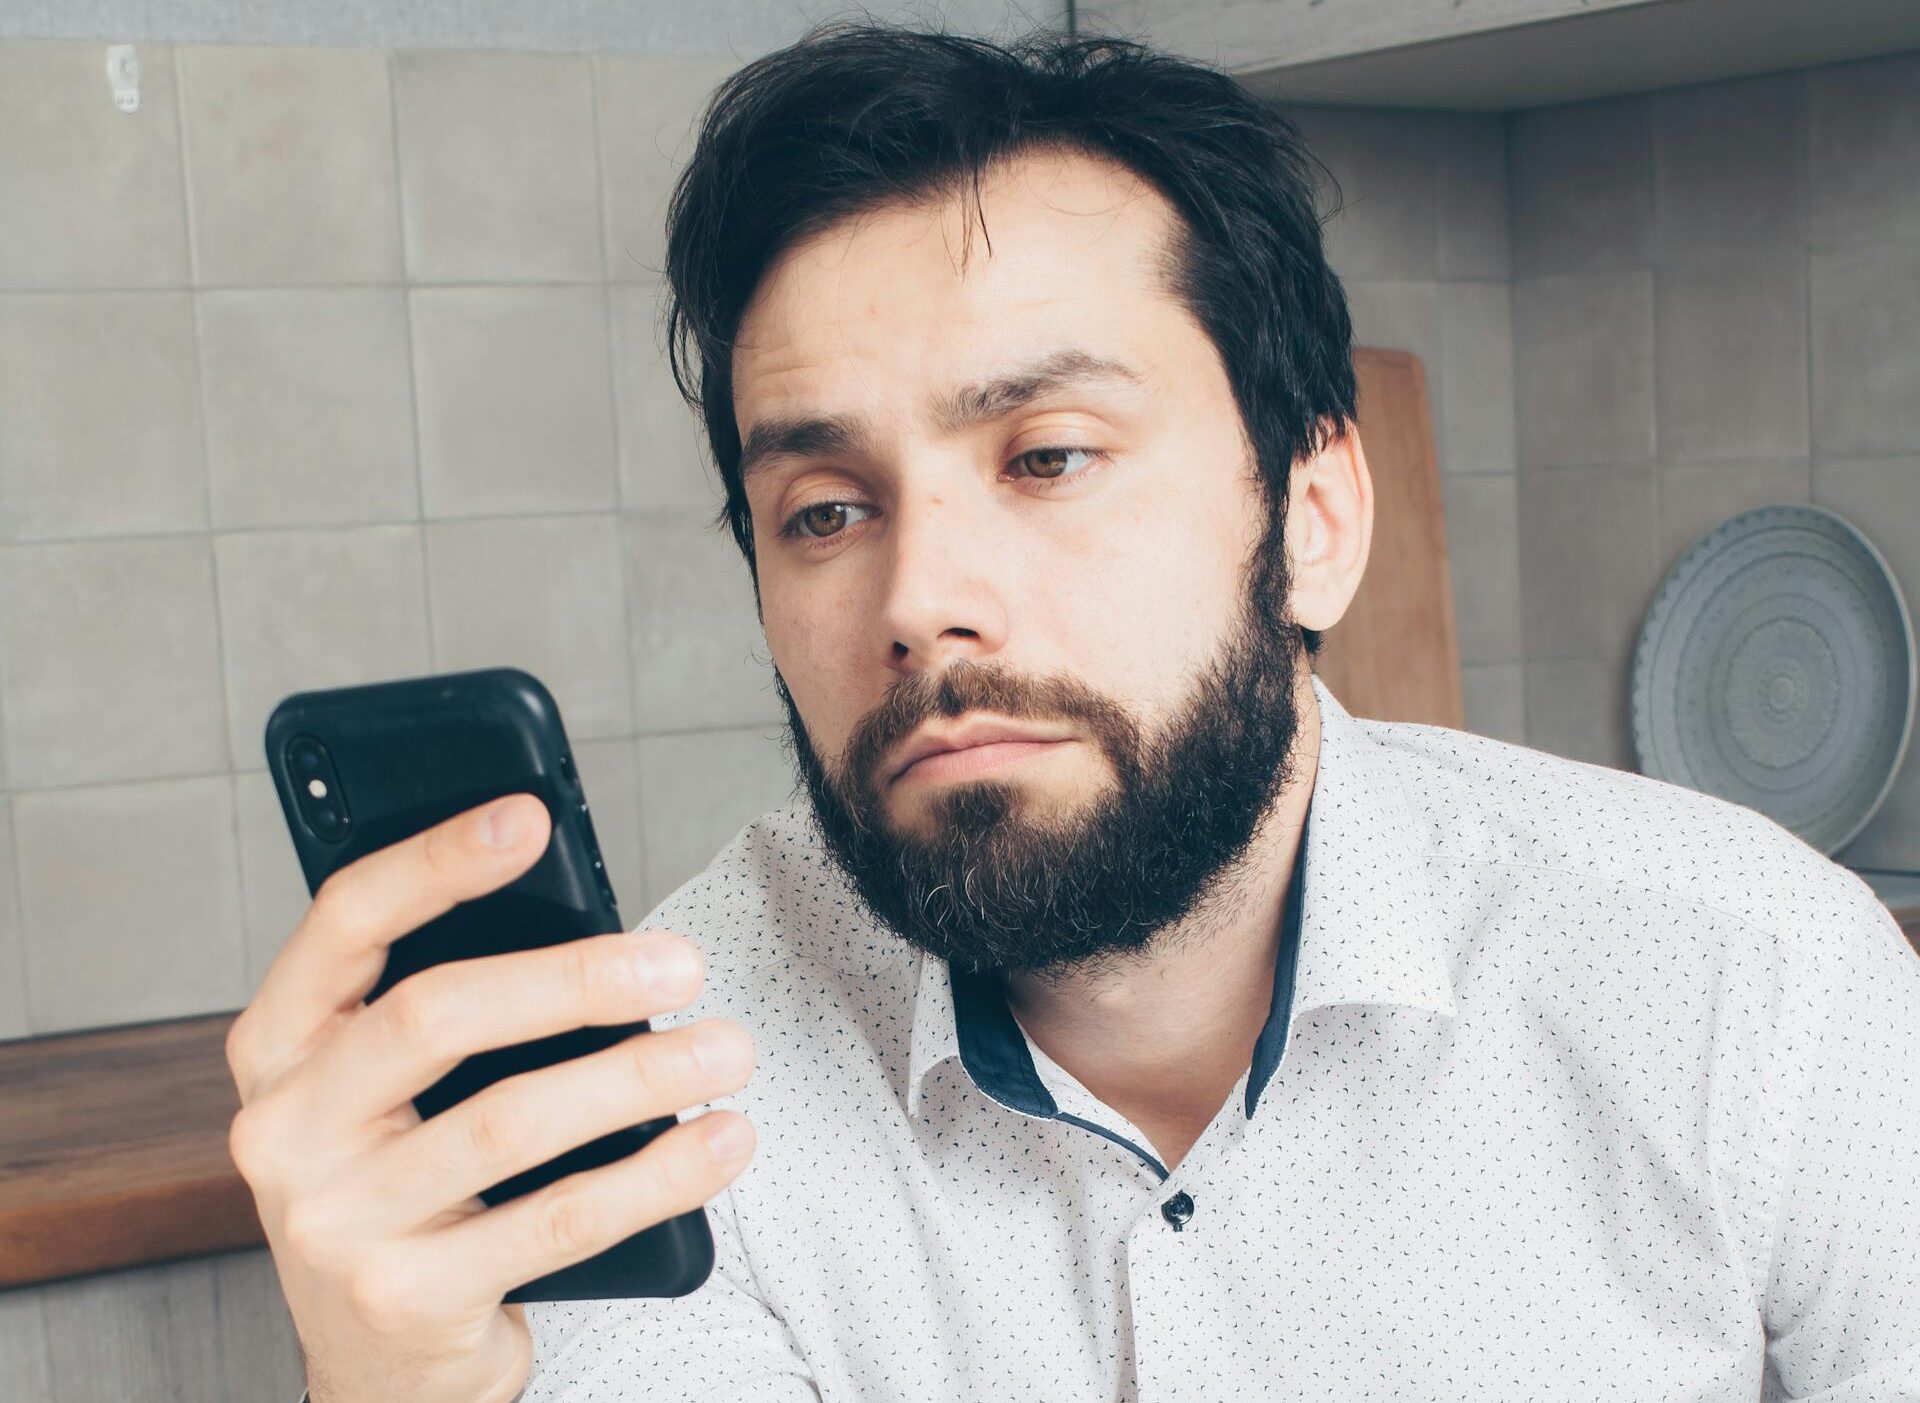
[1284,420,1374,634]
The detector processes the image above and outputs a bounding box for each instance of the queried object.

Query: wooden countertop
[5,895,1919,1291]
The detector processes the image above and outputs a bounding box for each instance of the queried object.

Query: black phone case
[263,665,716,1302]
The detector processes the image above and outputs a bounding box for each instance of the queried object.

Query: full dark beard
[772,543,1308,981]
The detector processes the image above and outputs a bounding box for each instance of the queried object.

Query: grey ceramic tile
[1513,272,1656,471]
[636,724,795,914]
[1433,113,1509,280]
[1652,71,1805,260]
[1460,661,1526,745]
[1815,455,1920,872]
[1436,280,1516,475]
[234,768,311,998]
[0,1284,51,1401]
[1440,473,1522,665]
[1654,251,1809,463]
[214,525,433,772]
[1808,50,1920,248]
[411,285,619,518]
[0,292,206,541]
[1346,279,1438,375]
[597,54,742,282]
[1660,460,1811,564]
[610,280,719,513]
[394,49,601,282]
[1282,106,1437,281]
[1346,281,1441,453]
[178,44,401,285]
[0,537,227,789]
[211,1248,306,1403]
[1524,656,1635,772]
[573,736,644,929]
[16,774,247,1033]
[625,508,781,734]
[1510,95,1651,276]
[1810,240,1920,459]
[0,40,190,289]
[39,1256,227,1403]
[1518,465,1660,667]
[426,513,633,740]
[0,800,25,1040]
[200,287,419,529]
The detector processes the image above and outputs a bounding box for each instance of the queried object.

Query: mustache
[833,658,1142,806]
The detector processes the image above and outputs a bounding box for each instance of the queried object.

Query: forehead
[731,147,1188,412]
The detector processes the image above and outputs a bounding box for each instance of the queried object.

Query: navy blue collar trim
[950,802,1311,1129]
[1246,804,1309,1117]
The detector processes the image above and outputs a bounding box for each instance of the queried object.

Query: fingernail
[633,937,698,988]
[693,1024,748,1077]
[480,798,523,847]
[705,1115,752,1159]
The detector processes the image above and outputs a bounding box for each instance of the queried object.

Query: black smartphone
[264,665,715,1302]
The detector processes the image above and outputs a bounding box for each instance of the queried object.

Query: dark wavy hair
[658,18,1355,660]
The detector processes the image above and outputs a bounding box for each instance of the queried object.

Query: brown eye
[1022,448,1074,479]
[1010,446,1105,484]
[781,499,876,543]
[801,503,851,536]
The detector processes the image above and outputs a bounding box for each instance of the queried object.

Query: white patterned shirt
[514,673,1920,1402]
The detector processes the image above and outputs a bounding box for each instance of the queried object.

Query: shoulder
[1361,714,1886,955]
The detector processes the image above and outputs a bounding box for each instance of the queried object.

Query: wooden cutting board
[1314,346,1465,729]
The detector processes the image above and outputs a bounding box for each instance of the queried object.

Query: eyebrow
[737,348,1147,488]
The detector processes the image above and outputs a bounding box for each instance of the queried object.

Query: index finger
[229,791,556,1101]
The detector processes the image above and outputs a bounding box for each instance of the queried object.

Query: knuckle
[226,1105,273,1182]
[462,1093,524,1171]
[342,1257,409,1331]
[566,937,621,1012]
[640,1124,712,1206]
[420,817,466,881]
[223,1014,255,1093]
[279,1196,339,1268]
[382,979,452,1058]
[535,1186,602,1262]
[310,869,368,940]
[622,1033,669,1101]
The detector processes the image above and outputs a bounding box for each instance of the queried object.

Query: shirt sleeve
[1760,879,1920,1398]
[515,1180,820,1402]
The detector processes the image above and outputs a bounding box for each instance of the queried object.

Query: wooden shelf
[0,1010,262,1289]
[4,900,1918,1292]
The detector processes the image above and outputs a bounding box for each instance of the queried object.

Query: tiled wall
[1278,105,1524,746]
[1506,51,1920,871]
[0,40,799,1046]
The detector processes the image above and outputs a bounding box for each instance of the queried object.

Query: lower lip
[895,739,1071,784]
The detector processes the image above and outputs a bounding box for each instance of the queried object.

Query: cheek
[760,580,865,729]
[1043,499,1244,711]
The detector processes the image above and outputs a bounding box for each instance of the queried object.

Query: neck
[999,673,1320,1152]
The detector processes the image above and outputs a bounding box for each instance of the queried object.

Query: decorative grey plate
[1629,503,1916,855]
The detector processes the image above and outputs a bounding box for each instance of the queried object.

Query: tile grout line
[174,41,257,1010]
[388,48,440,678]
[590,54,656,917]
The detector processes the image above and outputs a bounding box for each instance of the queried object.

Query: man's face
[730,145,1312,979]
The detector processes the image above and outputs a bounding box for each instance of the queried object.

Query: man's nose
[876,487,1011,671]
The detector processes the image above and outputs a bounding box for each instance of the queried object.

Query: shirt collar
[905,672,1457,1121]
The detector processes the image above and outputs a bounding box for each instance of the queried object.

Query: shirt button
[1160,1191,1195,1231]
